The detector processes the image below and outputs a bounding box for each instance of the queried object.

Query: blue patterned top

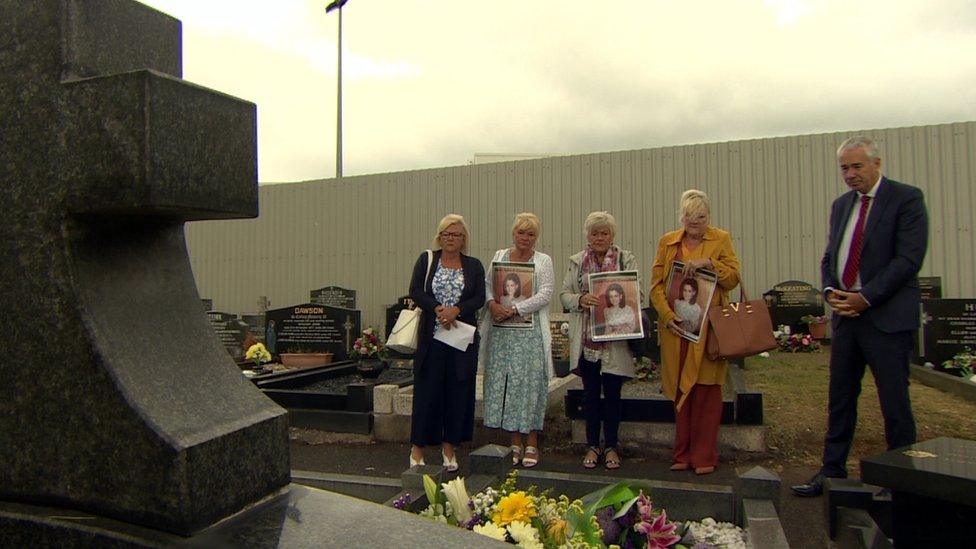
[431,260,464,334]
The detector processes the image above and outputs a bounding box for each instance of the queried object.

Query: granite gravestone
[265,303,361,361]
[242,313,266,340]
[0,0,289,536]
[311,285,357,309]
[762,280,824,332]
[0,2,508,546]
[921,299,976,372]
[201,297,214,311]
[861,437,976,547]
[206,310,248,358]
[919,276,943,300]
[549,313,571,377]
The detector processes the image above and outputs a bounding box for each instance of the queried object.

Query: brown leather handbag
[705,285,777,361]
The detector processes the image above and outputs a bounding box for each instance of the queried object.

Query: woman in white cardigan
[479,213,554,468]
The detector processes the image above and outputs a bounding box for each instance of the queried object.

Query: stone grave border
[291,444,791,548]
[909,364,976,404]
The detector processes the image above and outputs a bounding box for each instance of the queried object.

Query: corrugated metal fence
[185,121,976,329]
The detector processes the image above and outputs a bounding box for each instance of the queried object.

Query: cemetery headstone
[241,313,265,340]
[861,437,976,547]
[549,313,571,377]
[201,298,213,311]
[921,299,976,371]
[265,303,361,361]
[763,280,824,332]
[919,276,943,300]
[311,285,357,309]
[0,0,288,537]
[206,311,248,358]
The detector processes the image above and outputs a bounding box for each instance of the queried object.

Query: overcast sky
[141,0,976,183]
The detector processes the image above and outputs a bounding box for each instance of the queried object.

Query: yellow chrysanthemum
[545,518,568,545]
[492,491,537,527]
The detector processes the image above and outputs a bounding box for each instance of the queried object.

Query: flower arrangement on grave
[941,347,975,380]
[799,314,827,325]
[408,470,744,548]
[353,326,388,360]
[244,342,272,369]
[634,356,661,383]
[774,325,820,353]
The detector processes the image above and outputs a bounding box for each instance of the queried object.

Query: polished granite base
[0,484,507,548]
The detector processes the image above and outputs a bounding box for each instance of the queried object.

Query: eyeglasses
[440,232,464,239]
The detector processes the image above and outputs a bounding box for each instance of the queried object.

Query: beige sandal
[522,446,539,468]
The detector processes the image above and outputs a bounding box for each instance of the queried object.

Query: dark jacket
[409,250,486,377]
[821,177,928,333]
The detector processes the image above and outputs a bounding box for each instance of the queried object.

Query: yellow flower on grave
[492,491,536,527]
[473,522,507,541]
[245,343,271,364]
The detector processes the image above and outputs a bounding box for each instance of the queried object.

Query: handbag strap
[423,249,433,293]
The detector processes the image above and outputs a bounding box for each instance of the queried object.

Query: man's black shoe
[791,473,826,497]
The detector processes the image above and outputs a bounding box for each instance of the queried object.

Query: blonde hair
[583,211,617,239]
[512,212,541,234]
[433,213,470,253]
[678,189,710,224]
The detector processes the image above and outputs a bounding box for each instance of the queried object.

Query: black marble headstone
[241,313,265,340]
[206,311,248,358]
[265,303,361,361]
[763,280,824,332]
[921,299,976,371]
[310,285,356,310]
[549,314,571,377]
[861,437,976,546]
[200,298,213,311]
[919,276,943,300]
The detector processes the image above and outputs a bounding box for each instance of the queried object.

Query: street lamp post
[325,0,349,178]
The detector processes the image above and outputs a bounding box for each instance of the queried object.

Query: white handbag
[386,250,433,354]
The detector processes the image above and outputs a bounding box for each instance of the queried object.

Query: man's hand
[827,289,869,317]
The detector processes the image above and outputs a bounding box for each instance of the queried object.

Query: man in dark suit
[792,136,928,497]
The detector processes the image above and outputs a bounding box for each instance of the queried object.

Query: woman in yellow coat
[650,190,740,475]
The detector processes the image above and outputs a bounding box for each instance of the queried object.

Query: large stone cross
[0,0,288,536]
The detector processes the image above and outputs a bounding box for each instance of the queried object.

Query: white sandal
[510,445,523,466]
[522,446,539,468]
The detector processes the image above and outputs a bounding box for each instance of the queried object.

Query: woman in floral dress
[479,213,554,468]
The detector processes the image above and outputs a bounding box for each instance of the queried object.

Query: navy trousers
[578,356,625,448]
[410,340,476,447]
[821,316,917,478]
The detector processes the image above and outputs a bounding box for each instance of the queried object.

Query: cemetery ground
[289,348,976,548]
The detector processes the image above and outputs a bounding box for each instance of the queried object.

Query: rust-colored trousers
[672,340,723,467]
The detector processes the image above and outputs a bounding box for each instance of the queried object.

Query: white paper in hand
[433,320,476,351]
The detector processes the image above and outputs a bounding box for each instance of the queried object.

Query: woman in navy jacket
[408,214,485,471]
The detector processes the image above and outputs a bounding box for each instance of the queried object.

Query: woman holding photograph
[651,190,740,475]
[560,211,638,470]
[409,214,486,471]
[480,213,554,468]
[604,283,637,335]
[674,278,703,334]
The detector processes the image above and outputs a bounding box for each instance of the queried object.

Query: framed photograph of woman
[490,261,535,328]
[587,270,644,342]
[665,260,718,343]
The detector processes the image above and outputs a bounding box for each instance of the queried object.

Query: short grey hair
[837,136,880,160]
[583,211,617,238]
[679,189,710,223]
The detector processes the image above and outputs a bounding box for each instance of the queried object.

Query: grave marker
[311,285,357,309]
[763,280,824,331]
[206,311,248,358]
[265,303,361,361]
[921,299,976,371]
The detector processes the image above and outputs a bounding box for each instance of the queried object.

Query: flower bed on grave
[400,471,745,549]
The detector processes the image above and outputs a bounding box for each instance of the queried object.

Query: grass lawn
[743,348,976,470]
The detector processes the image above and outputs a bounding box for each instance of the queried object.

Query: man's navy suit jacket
[820,177,928,333]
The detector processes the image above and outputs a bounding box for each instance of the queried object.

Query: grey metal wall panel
[186,121,976,330]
